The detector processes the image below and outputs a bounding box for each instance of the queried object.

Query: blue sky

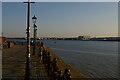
[0,2,1,36]
[1,0,119,2]
[2,2,118,38]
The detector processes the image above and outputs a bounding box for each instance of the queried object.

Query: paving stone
[2,45,50,80]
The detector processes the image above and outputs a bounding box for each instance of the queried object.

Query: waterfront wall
[45,46,89,79]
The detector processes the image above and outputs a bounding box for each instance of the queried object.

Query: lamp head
[32,15,37,24]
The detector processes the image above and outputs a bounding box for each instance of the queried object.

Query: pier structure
[2,42,89,80]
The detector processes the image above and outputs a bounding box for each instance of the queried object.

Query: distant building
[90,37,106,41]
[106,37,120,41]
[78,36,91,40]
[90,37,120,41]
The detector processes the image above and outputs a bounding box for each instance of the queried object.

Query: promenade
[2,43,88,80]
[2,44,49,80]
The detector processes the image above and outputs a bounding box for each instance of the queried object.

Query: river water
[7,39,118,78]
[39,40,118,79]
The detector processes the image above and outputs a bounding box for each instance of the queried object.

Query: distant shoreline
[6,38,119,42]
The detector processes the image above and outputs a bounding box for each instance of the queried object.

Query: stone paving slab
[2,45,50,80]
[2,45,26,79]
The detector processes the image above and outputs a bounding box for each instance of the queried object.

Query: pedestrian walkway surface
[2,45,50,80]
[30,55,50,80]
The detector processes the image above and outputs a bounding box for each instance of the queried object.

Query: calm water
[40,40,118,78]
[7,39,118,78]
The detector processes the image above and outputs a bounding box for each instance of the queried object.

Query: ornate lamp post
[32,15,37,55]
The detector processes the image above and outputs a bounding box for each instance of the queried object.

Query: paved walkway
[30,54,50,80]
[2,45,49,80]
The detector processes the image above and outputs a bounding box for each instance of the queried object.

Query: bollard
[46,52,52,77]
[53,71,59,80]
[51,58,59,80]
[44,50,48,68]
[63,69,71,80]
[58,70,63,80]
[42,49,45,64]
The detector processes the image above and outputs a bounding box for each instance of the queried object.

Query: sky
[0,2,2,37]
[1,2,118,38]
[1,0,120,2]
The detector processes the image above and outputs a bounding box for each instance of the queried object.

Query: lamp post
[32,15,37,55]
[24,0,34,79]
